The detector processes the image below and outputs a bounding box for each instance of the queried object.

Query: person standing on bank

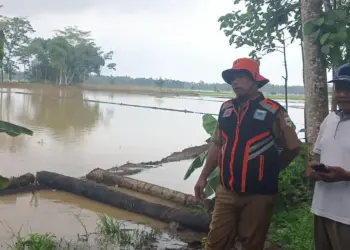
[306,63,350,250]
[194,58,301,250]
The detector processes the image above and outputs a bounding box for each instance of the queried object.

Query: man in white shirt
[306,63,350,250]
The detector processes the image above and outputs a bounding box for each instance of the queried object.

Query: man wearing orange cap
[194,58,301,250]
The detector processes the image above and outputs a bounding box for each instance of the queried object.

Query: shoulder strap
[220,99,234,111]
[258,98,282,115]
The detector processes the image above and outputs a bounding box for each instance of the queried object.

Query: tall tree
[301,0,329,154]
[218,0,301,112]
[2,17,34,81]
[0,5,5,81]
[21,26,116,85]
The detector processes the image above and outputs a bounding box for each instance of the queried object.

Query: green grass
[269,206,314,250]
[8,233,57,250]
[96,214,159,248]
[6,214,160,250]
[268,144,315,250]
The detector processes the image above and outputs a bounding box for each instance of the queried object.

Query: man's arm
[199,122,222,180]
[273,110,301,170]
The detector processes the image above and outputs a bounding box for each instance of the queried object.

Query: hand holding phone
[311,163,330,173]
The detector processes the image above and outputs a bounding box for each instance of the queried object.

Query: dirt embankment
[0,82,202,97]
[108,144,210,176]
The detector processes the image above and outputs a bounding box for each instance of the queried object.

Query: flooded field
[0,85,306,248]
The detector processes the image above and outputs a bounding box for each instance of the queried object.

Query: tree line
[0,6,116,85]
[88,75,309,95]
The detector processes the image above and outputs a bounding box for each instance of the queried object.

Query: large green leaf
[0,175,10,189]
[204,168,221,198]
[0,121,33,137]
[183,150,208,180]
[202,114,217,136]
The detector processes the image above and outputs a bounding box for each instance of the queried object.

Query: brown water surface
[0,190,169,247]
[0,85,305,247]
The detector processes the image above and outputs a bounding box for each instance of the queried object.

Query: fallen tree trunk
[0,173,38,196]
[6,173,36,189]
[36,171,211,233]
[107,144,210,175]
[86,168,214,209]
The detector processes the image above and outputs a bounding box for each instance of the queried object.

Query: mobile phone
[311,163,330,173]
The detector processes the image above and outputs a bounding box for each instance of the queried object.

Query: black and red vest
[218,94,282,194]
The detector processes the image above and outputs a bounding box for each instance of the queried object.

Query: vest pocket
[259,155,265,181]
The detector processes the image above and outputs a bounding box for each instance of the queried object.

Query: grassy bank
[0,82,306,101]
[6,214,162,250]
[268,144,314,250]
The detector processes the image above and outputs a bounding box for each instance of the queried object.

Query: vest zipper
[228,103,250,189]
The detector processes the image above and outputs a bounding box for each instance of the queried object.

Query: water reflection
[0,86,305,181]
[0,190,168,243]
[15,89,101,141]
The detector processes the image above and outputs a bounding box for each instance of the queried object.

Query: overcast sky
[1,0,311,85]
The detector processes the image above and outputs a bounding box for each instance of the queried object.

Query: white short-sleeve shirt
[311,111,350,225]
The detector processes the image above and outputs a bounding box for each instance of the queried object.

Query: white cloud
[2,0,307,85]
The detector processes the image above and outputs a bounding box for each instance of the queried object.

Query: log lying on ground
[108,144,210,174]
[0,173,38,196]
[36,171,211,233]
[87,168,200,205]
[6,173,35,189]
[86,168,214,209]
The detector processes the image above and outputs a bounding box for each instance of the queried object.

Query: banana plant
[183,114,220,198]
[0,121,33,189]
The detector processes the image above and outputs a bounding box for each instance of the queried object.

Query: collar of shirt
[336,110,350,121]
[233,92,264,110]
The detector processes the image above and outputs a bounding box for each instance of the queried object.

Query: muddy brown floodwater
[0,85,305,248]
[0,190,193,249]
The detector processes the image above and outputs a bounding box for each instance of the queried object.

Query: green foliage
[96,214,159,249]
[183,112,213,182]
[0,175,10,189]
[23,26,115,85]
[0,120,33,137]
[269,206,314,250]
[277,144,312,208]
[204,168,221,198]
[184,150,208,180]
[218,0,300,60]
[0,14,116,84]
[0,29,4,62]
[8,215,161,249]
[10,233,57,250]
[183,114,218,198]
[303,7,350,68]
[202,114,216,136]
[2,17,35,80]
[0,121,33,190]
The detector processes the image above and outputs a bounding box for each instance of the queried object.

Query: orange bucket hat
[222,58,269,88]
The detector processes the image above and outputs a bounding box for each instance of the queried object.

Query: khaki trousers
[205,185,275,250]
[314,215,350,250]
